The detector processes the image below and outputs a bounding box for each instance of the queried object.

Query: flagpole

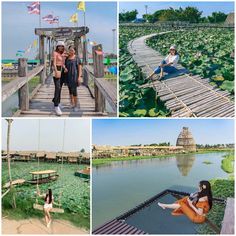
[39,2,41,28]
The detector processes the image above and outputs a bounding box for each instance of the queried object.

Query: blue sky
[92,119,234,146]
[2,119,91,152]
[2,1,117,59]
[119,1,234,17]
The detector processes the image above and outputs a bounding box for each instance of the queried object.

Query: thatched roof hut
[45,152,57,160]
[176,127,196,152]
[225,13,234,26]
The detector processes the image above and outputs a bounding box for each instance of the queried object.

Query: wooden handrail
[2,65,44,102]
[83,65,117,112]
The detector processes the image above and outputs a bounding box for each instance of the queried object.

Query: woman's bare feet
[158,202,166,209]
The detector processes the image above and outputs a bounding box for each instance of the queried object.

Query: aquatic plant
[2,162,90,229]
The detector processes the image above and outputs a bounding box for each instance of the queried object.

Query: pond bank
[92,149,233,166]
[2,218,88,234]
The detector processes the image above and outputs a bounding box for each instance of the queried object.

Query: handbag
[53,66,62,79]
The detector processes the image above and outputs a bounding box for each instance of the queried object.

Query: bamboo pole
[6,119,16,208]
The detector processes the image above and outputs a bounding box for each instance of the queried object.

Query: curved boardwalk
[128,33,234,117]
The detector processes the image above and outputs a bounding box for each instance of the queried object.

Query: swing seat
[33,203,64,213]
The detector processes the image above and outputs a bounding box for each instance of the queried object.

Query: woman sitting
[158,180,212,224]
[147,45,179,81]
[37,188,54,228]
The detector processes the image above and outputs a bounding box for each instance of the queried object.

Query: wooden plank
[221,198,234,234]
[128,32,234,117]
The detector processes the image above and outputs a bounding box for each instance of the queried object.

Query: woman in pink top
[52,41,68,116]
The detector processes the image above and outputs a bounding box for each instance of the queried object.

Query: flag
[69,13,78,23]
[27,2,40,15]
[42,14,54,22]
[49,16,59,24]
[33,39,38,48]
[77,1,85,11]
[25,44,32,53]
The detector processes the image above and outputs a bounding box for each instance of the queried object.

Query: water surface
[92,152,228,229]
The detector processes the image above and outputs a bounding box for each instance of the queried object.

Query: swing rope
[57,120,66,208]
[35,120,41,204]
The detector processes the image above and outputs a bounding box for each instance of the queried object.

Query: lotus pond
[147,29,234,94]
[119,26,170,117]
[119,26,234,117]
[2,162,90,229]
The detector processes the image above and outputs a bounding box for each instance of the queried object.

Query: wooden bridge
[2,27,117,117]
[128,33,234,117]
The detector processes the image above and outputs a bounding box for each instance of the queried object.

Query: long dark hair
[56,46,64,54]
[197,180,213,209]
[45,189,52,204]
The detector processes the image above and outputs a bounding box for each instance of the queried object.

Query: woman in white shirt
[37,188,54,228]
[147,45,179,80]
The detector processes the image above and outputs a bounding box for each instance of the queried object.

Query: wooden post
[6,119,16,208]
[83,68,89,87]
[18,58,29,111]
[83,35,88,65]
[92,44,105,112]
[95,84,105,112]
[39,35,46,84]
[92,44,104,78]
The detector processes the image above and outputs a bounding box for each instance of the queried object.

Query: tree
[208,12,227,23]
[182,7,202,23]
[119,10,138,22]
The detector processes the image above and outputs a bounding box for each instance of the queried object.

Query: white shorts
[44,203,53,209]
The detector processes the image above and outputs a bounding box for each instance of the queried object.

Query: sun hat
[56,41,65,47]
[170,45,176,50]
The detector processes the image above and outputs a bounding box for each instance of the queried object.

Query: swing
[33,120,65,214]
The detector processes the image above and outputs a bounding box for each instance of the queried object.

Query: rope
[58,120,66,208]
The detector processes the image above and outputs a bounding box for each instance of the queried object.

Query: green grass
[93,153,185,165]
[93,149,233,166]
[196,148,234,154]
[105,74,117,79]
[203,161,213,165]
[221,153,234,173]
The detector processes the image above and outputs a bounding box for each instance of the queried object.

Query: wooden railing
[83,44,117,114]
[84,65,117,113]
[2,58,46,112]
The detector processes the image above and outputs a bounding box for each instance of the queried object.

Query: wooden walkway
[221,198,234,234]
[18,76,105,117]
[128,33,234,117]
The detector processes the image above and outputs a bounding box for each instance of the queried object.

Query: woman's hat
[56,41,65,47]
[170,45,176,50]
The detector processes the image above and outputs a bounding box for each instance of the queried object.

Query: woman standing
[158,180,212,223]
[52,41,67,116]
[147,45,179,80]
[65,46,82,112]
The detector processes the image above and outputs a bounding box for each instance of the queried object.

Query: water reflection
[175,154,196,176]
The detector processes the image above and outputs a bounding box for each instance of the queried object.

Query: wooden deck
[128,33,234,117]
[18,76,106,117]
[221,198,234,234]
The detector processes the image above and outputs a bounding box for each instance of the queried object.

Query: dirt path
[2,218,89,234]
